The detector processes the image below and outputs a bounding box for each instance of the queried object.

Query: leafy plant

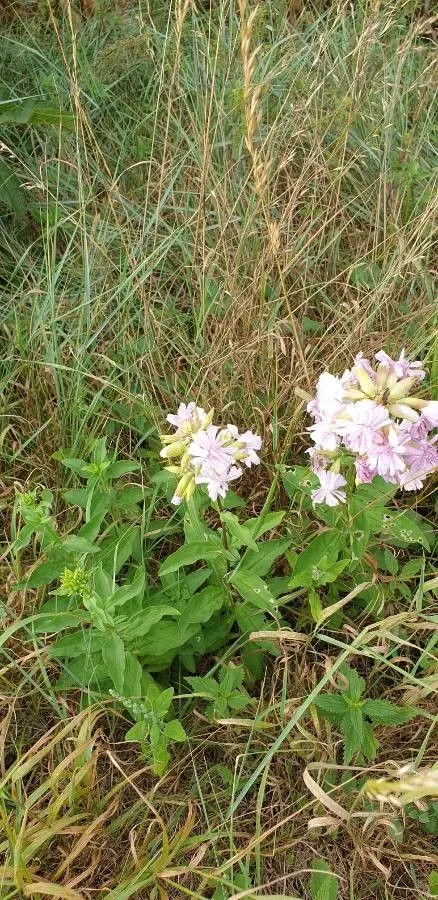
[313,665,415,764]
[407,801,438,835]
[310,858,338,900]
[186,665,253,720]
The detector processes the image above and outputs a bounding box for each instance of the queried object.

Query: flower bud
[164,465,182,474]
[376,364,388,389]
[175,471,194,500]
[394,396,426,410]
[386,371,399,390]
[388,403,419,422]
[343,389,366,401]
[356,367,377,398]
[387,376,417,401]
[160,440,188,458]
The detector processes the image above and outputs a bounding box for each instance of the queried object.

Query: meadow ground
[0,0,437,897]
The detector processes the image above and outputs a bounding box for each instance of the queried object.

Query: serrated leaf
[361,699,415,725]
[185,675,219,698]
[159,541,225,576]
[340,664,365,700]
[230,570,277,611]
[341,708,364,764]
[102,632,125,694]
[219,665,245,694]
[310,858,338,900]
[313,694,348,720]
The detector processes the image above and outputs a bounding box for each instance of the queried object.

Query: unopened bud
[160,439,188,458]
[343,389,366,401]
[388,376,417,401]
[165,465,182,474]
[376,364,388,389]
[175,471,194,499]
[386,371,399,390]
[356,367,377,398]
[395,396,426,410]
[388,403,419,422]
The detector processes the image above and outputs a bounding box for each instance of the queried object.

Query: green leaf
[0,99,74,128]
[221,511,259,551]
[17,557,66,589]
[313,694,348,720]
[341,708,364,764]
[381,510,431,550]
[111,568,145,608]
[186,675,219,698]
[0,159,25,217]
[289,530,343,589]
[400,557,425,580]
[159,541,225,576]
[361,699,416,725]
[219,665,245,694]
[310,858,338,900]
[230,570,277,611]
[361,720,379,762]
[429,871,438,896]
[124,721,149,742]
[106,460,140,479]
[282,466,318,499]
[49,629,104,659]
[62,488,88,508]
[34,596,90,633]
[153,687,174,718]
[242,538,292,577]
[123,652,142,699]
[77,512,106,543]
[164,719,187,742]
[116,605,179,639]
[179,586,226,631]
[102,632,125,694]
[244,511,286,539]
[62,535,99,554]
[349,478,395,533]
[340,664,365,700]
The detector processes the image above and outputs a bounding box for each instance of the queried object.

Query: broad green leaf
[124,721,148,742]
[242,538,292,577]
[282,466,318,499]
[62,488,88,508]
[179,586,226,630]
[349,478,396,533]
[221,511,259,551]
[111,568,145,608]
[60,457,89,475]
[17,557,66,589]
[34,594,90,633]
[164,719,187,742]
[102,632,125,694]
[186,675,219,698]
[0,99,74,128]
[63,535,99,554]
[116,605,179,639]
[341,708,364,764]
[244,510,286,539]
[219,665,245,694]
[77,512,106,543]
[49,629,104,659]
[289,531,343,588]
[123,652,142,699]
[230,570,277,611]
[362,699,415,725]
[310,858,338,900]
[153,687,174,717]
[340,664,365,700]
[400,557,425,580]
[159,541,225,576]
[106,460,140,479]
[429,871,438,897]
[361,720,379,761]
[381,510,431,550]
[313,694,348,720]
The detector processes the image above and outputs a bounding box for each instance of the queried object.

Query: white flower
[338,399,391,454]
[311,470,347,506]
[188,425,236,470]
[166,402,206,429]
[227,425,261,467]
[375,349,425,381]
[195,463,242,502]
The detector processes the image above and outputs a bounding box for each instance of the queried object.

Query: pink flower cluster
[160,402,261,504]
[307,350,438,506]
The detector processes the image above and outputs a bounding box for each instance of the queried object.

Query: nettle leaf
[159,541,225,576]
[221,512,258,551]
[381,510,431,550]
[230,570,277,612]
[362,699,416,725]
[313,694,348,721]
[310,858,339,900]
[340,664,365,700]
[186,675,219,698]
[242,538,292,577]
[361,720,379,762]
[341,708,363,764]
[102,632,125,694]
[289,530,344,589]
[219,665,245,694]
